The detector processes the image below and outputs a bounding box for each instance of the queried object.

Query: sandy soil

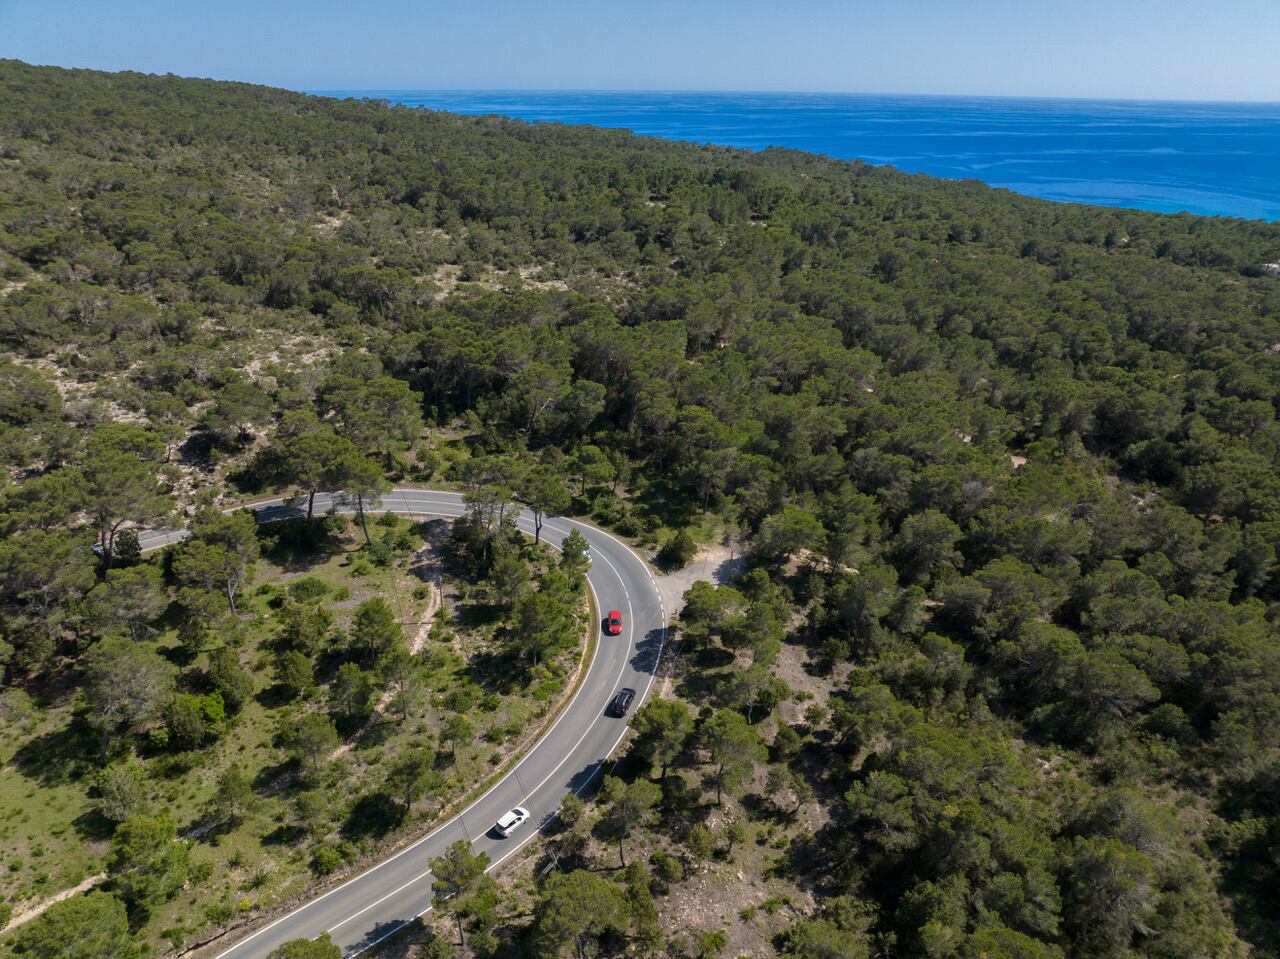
[653,541,745,620]
[2,871,105,933]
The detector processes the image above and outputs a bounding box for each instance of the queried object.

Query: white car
[494,806,530,838]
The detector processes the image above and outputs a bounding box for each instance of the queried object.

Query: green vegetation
[265,935,342,959]
[1,58,1280,958]
[7,892,136,959]
[0,501,585,954]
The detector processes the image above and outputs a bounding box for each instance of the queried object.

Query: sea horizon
[317,88,1280,222]
[318,87,1280,108]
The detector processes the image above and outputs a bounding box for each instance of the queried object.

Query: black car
[609,687,636,717]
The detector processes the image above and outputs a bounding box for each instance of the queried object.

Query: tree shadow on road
[629,627,665,677]
[347,917,423,958]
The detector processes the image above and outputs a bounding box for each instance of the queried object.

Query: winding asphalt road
[139,488,667,958]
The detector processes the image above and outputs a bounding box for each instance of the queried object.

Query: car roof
[608,610,622,618]
[497,807,526,825]
[617,687,635,697]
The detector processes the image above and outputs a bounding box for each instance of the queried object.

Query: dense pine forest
[2,59,1280,959]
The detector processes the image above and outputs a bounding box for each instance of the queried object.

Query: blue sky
[2,0,1278,101]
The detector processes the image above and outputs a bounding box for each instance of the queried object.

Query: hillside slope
[1,60,1279,958]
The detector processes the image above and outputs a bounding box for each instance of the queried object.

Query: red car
[604,610,623,635]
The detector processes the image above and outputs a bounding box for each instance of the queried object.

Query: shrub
[658,529,698,570]
[309,845,343,876]
[207,647,253,713]
[365,538,393,567]
[287,576,330,603]
[443,682,481,713]
[651,850,684,885]
[264,517,330,553]
[164,692,226,749]
[686,822,714,861]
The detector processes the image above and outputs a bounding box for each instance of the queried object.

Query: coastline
[316,88,1280,222]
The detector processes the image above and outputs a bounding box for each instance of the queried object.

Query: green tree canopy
[81,636,175,759]
[105,813,190,915]
[7,891,137,959]
[265,934,343,959]
[430,839,491,947]
[535,868,631,959]
[699,708,766,804]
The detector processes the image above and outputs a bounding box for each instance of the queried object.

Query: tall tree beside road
[570,444,615,497]
[700,708,766,805]
[333,450,390,546]
[512,575,579,666]
[430,839,491,947]
[191,508,260,583]
[265,934,342,959]
[535,869,631,959]
[172,508,259,614]
[599,775,661,867]
[631,698,694,779]
[519,463,572,544]
[461,453,524,530]
[81,425,172,566]
[263,412,361,520]
[86,563,168,642]
[0,528,96,656]
[559,529,591,587]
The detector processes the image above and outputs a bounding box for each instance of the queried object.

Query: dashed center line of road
[193,489,665,959]
[325,865,434,933]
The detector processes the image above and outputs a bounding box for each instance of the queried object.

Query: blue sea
[319,90,1280,222]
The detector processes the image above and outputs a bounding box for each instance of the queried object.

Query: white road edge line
[210,505,585,955]
[181,489,667,959]
[346,512,668,957]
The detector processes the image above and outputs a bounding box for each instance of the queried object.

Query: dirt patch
[651,543,745,697]
[770,640,839,725]
[514,264,570,292]
[3,870,105,932]
[654,542,744,621]
[661,860,807,959]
